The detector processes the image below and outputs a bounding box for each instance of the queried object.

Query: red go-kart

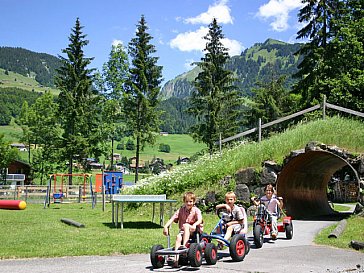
[253,203,293,248]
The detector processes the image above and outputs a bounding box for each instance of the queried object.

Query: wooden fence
[0,185,104,204]
[218,95,364,148]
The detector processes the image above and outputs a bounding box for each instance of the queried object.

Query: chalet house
[4,160,32,185]
[177,157,191,165]
[129,157,145,170]
[10,143,28,151]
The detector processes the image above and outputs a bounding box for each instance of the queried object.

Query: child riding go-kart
[150,227,218,268]
[252,201,293,248]
[201,208,250,262]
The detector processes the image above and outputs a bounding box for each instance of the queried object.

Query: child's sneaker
[271,233,277,240]
[217,242,224,250]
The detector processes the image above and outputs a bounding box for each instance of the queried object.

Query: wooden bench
[111,194,177,229]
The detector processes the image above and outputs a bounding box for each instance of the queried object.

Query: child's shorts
[231,223,244,234]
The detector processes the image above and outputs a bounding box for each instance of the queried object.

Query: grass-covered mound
[127,116,364,201]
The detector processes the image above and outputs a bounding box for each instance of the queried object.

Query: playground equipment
[44,174,93,207]
[95,171,123,194]
[0,200,27,210]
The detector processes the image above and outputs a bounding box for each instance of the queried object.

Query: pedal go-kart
[201,208,249,262]
[252,203,293,248]
[150,227,218,269]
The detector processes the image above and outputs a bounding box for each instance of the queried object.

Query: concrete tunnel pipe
[276,150,360,219]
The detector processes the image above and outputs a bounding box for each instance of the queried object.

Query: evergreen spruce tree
[188,18,240,155]
[293,0,342,106]
[321,0,364,111]
[55,18,100,183]
[125,15,163,182]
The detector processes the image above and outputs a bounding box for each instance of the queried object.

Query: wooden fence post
[323,95,326,119]
[219,133,222,157]
[258,118,262,142]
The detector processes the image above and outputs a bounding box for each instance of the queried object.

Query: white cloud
[184,0,233,25]
[222,39,243,56]
[170,26,243,56]
[170,0,243,58]
[112,39,123,47]
[256,0,304,32]
[184,59,196,70]
[170,26,208,52]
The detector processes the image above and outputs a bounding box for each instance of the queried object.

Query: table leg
[115,203,119,228]
[152,203,155,223]
[120,202,124,229]
[160,202,164,226]
[112,201,114,224]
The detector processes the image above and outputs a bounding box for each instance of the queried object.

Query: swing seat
[53,193,64,199]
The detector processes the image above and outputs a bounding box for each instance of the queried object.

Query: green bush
[158,143,170,153]
[126,139,135,150]
[116,142,124,150]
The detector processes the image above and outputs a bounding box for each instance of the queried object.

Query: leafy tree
[188,18,241,155]
[124,15,163,182]
[55,18,101,183]
[26,92,63,184]
[0,134,18,182]
[246,67,298,137]
[97,43,129,170]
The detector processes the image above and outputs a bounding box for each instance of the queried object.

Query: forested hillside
[0,47,61,87]
[161,39,303,99]
[0,87,42,125]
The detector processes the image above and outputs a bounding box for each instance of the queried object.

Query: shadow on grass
[103,221,162,229]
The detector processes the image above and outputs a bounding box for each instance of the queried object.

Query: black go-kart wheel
[188,243,202,267]
[150,244,165,268]
[204,243,218,265]
[253,224,264,248]
[285,222,293,239]
[178,253,189,266]
[229,234,247,262]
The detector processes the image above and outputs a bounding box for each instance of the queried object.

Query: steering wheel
[216,208,232,222]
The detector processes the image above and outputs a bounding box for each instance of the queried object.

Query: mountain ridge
[160,38,303,99]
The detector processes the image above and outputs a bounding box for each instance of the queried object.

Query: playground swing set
[44,173,93,207]
[44,171,125,208]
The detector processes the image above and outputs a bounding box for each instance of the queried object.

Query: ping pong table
[111,194,177,229]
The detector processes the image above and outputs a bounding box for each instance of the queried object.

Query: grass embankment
[128,116,364,198]
[0,116,363,258]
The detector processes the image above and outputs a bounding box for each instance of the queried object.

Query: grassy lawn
[0,201,362,259]
[314,215,364,252]
[0,202,219,258]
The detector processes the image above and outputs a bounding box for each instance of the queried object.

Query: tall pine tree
[125,15,163,182]
[55,18,100,183]
[189,18,240,155]
[293,0,342,106]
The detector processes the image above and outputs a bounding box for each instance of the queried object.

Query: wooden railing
[217,95,364,148]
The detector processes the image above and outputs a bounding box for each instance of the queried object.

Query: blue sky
[1,0,304,83]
